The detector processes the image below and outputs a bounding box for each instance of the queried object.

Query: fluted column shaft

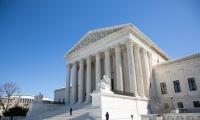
[147,52,155,97]
[78,60,84,103]
[104,49,111,79]
[66,64,71,104]
[86,56,91,102]
[141,48,150,97]
[71,62,78,104]
[133,44,145,97]
[115,45,123,91]
[95,53,101,89]
[126,42,138,96]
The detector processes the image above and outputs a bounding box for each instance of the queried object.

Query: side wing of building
[152,53,200,113]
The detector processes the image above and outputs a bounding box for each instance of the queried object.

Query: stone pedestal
[90,76,149,120]
[90,91,149,120]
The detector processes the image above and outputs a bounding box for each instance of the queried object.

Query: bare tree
[0,85,5,110]
[0,82,19,111]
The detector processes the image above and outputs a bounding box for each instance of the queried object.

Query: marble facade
[64,23,169,105]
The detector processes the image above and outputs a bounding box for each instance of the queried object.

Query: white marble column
[86,56,91,102]
[95,52,101,89]
[141,48,150,97]
[66,64,72,104]
[71,62,78,104]
[104,48,111,79]
[133,44,145,97]
[147,52,155,97]
[126,42,138,96]
[115,44,123,91]
[78,59,84,103]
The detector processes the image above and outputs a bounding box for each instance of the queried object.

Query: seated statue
[97,75,111,92]
[34,92,43,102]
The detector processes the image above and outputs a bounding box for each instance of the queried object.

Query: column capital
[79,59,84,65]
[86,55,92,61]
[66,63,72,68]
[114,44,120,48]
[114,44,121,53]
[132,42,140,49]
[72,61,78,66]
[125,39,134,45]
[103,48,111,53]
[141,47,147,54]
[95,52,101,56]
[147,51,152,57]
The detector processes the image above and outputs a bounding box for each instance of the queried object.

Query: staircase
[39,103,101,120]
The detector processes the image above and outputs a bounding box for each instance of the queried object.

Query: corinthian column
[86,56,91,102]
[126,41,138,96]
[115,44,123,91]
[141,48,150,97]
[133,44,145,97]
[95,52,101,89]
[66,64,72,104]
[104,48,111,79]
[71,62,78,104]
[78,59,84,103]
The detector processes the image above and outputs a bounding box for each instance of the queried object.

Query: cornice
[153,53,200,69]
[64,23,171,62]
[66,28,130,63]
[54,87,66,92]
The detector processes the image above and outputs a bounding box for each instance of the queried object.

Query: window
[160,82,167,94]
[193,101,200,108]
[177,102,184,108]
[188,78,197,91]
[173,80,181,93]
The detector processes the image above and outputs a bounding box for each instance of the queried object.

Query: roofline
[65,23,131,56]
[130,24,170,60]
[153,53,200,69]
[54,87,65,92]
[64,23,170,60]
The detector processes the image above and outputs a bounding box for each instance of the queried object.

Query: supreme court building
[54,23,200,119]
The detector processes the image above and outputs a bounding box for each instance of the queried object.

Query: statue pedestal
[26,101,47,119]
[26,93,46,120]
[90,90,149,120]
[89,75,148,120]
[90,90,114,107]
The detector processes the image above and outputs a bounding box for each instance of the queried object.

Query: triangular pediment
[67,23,132,55]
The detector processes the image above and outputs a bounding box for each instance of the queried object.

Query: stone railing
[112,90,135,97]
[163,113,200,120]
[42,101,65,105]
[141,113,200,120]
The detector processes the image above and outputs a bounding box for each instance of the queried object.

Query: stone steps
[41,103,98,120]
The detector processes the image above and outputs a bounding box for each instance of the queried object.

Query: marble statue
[96,75,111,92]
[34,92,43,102]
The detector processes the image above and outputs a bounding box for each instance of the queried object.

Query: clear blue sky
[0,0,199,99]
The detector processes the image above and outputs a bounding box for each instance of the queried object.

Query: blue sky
[0,0,199,99]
